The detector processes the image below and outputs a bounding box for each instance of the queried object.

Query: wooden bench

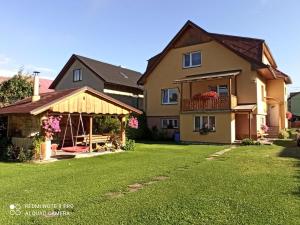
[74,135,110,145]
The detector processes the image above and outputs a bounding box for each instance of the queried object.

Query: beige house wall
[180,112,234,143]
[266,79,288,129]
[144,40,258,118]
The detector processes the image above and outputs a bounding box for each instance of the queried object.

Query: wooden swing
[61,113,89,152]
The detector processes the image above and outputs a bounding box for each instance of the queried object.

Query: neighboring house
[288,92,300,116]
[138,20,292,143]
[49,54,143,109]
[288,92,300,127]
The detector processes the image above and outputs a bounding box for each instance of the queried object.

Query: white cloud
[0,54,57,79]
[0,54,12,65]
[24,64,56,73]
[0,68,18,77]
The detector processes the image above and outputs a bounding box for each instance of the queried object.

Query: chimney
[32,71,40,102]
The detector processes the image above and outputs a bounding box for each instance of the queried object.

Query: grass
[0,141,299,225]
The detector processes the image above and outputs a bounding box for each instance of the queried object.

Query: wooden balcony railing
[182,95,237,111]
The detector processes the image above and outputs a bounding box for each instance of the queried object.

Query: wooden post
[119,115,126,146]
[89,115,93,152]
[248,112,252,139]
[229,77,232,108]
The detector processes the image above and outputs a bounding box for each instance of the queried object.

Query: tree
[0,70,33,106]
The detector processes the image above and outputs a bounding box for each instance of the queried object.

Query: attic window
[73,69,82,82]
[183,51,201,68]
[120,72,128,79]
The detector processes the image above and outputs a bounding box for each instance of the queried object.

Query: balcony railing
[182,95,237,111]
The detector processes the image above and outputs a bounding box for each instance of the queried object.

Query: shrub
[286,129,297,140]
[94,116,120,134]
[0,137,11,160]
[278,129,289,139]
[241,138,255,145]
[126,112,150,140]
[123,139,135,151]
[0,137,34,162]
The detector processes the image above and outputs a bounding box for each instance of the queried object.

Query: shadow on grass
[135,140,188,145]
[274,140,300,159]
[274,140,300,197]
[136,140,226,146]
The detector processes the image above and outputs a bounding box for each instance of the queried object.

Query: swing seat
[61,146,89,153]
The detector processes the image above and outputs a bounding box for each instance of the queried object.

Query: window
[73,69,82,82]
[162,88,178,104]
[161,119,178,129]
[217,85,228,96]
[183,51,201,68]
[209,85,228,96]
[194,116,216,132]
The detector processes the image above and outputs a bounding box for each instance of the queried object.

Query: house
[138,20,292,143]
[288,92,300,127]
[288,92,300,116]
[49,54,143,109]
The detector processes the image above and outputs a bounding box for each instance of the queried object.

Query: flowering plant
[128,117,138,129]
[286,111,292,120]
[42,115,62,140]
[201,91,219,100]
[261,124,269,133]
[193,91,219,100]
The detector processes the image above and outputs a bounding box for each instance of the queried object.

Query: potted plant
[41,115,62,160]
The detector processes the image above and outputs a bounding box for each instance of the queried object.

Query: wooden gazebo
[0,86,142,154]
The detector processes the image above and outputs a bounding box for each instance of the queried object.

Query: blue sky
[0,0,299,91]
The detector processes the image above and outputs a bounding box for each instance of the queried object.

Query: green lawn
[1,141,299,225]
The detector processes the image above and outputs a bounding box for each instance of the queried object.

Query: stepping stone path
[104,175,169,199]
[206,146,236,160]
[127,183,144,192]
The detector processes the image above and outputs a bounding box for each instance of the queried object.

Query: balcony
[181,95,237,112]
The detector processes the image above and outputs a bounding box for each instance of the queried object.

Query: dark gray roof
[50,54,143,91]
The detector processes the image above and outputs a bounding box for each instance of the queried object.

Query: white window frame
[183,51,202,68]
[194,115,216,132]
[73,69,82,82]
[161,118,179,129]
[161,88,178,105]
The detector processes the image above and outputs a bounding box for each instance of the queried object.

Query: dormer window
[183,51,201,68]
[73,69,82,82]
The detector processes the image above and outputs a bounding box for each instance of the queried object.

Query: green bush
[0,137,34,162]
[94,116,120,134]
[123,139,135,151]
[150,126,171,141]
[126,112,150,140]
[241,138,255,145]
[0,137,11,160]
[286,129,297,140]
[278,129,289,139]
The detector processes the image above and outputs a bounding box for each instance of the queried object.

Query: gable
[55,59,105,92]
[50,55,142,92]
[138,20,267,85]
[49,91,130,115]
[173,26,212,48]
